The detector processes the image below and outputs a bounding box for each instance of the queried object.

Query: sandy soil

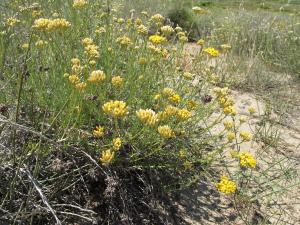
[173,44,300,225]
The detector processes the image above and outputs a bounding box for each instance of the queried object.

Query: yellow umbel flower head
[160,25,174,36]
[93,125,105,137]
[102,100,128,118]
[240,131,252,142]
[216,176,236,194]
[223,120,234,130]
[177,109,192,121]
[100,149,114,165]
[112,138,122,151]
[239,152,256,168]
[158,125,175,138]
[149,35,166,45]
[136,109,158,126]
[111,76,123,87]
[88,70,106,83]
[73,0,88,9]
[203,47,220,57]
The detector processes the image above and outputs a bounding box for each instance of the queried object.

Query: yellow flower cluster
[213,87,236,116]
[112,138,122,151]
[102,100,128,118]
[6,17,20,26]
[183,72,194,80]
[203,47,220,57]
[177,32,188,43]
[33,18,71,31]
[116,36,133,46]
[168,94,181,104]
[100,149,114,165]
[75,82,87,91]
[161,25,174,36]
[177,109,192,121]
[73,0,87,9]
[111,76,123,87]
[88,70,106,83]
[197,39,205,46]
[136,109,158,126]
[137,24,148,35]
[227,132,236,142]
[239,152,256,168]
[149,35,166,45]
[216,176,237,194]
[158,125,175,138]
[93,125,105,137]
[150,14,164,23]
[223,120,234,130]
[240,131,252,142]
[82,38,99,59]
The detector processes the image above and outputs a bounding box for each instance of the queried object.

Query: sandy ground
[173,44,300,225]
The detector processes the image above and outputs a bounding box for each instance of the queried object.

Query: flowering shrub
[0,1,297,224]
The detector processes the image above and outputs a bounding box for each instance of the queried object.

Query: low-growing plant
[0,0,299,224]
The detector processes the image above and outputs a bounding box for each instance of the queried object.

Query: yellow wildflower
[203,47,220,57]
[93,125,105,137]
[116,36,132,46]
[183,72,194,80]
[102,100,128,118]
[33,18,71,32]
[68,75,80,84]
[21,43,29,50]
[239,116,248,124]
[73,0,87,9]
[187,100,197,110]
[163,88,175,96]
[177,109,192,121]
[223,120,234,130]
[136,109,158,126]
[149,35,166,45]
[112,138,122,151]
[150,14,164,23]
[197,39,205,46]
[137,24,148,35]
[154,94,161,101]
[227,132,236,142]
[47,18,71,31]
[84,44,100,58]
[161,25,174,36]
[179,149,187,159]
[223,106,236,116]
[158,125,175,138]
[239,152,256,168]
[88,70,106,83]
[6,17,21,26]
[168,94,181,103]
[82,38,94,46]
[75,82,87,91]
[111,76,123,87]
[32,18,51,30]
[100,149,114,165]
[216,176,236,194]
[71,58,81,65]
[240,131,251,142]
